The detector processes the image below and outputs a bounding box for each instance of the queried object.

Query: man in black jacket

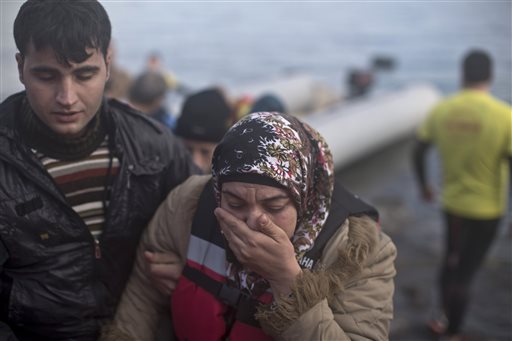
[0,1,198,339]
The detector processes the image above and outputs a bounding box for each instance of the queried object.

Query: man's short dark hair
[463,49,492,85]
[14,0,111,65]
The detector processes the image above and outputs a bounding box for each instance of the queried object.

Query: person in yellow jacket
[412,49,511,341]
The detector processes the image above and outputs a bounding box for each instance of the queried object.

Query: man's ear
[15,52,25,84]
[105,47,113,81]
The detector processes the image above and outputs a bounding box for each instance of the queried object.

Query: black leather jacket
[0,92,198,340]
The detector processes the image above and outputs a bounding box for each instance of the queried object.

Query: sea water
[1,1,511,103]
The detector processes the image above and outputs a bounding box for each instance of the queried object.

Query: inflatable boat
[229,74,442,169]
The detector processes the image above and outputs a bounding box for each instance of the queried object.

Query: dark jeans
[439,211,500,335]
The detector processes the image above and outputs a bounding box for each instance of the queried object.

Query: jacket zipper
[94,238,102,259]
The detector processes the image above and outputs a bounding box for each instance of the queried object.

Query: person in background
[412,49,511,341]
[232,93,254,121]
[104,41,132,101]
[0,1,198,339]
[103,111,396,341]
[174,87,233,173]
[249,93,287,114]
[128,71,176,130]
[146,51,190,94]
[232,92,286,123]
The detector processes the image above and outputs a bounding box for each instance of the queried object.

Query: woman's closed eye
[226,201,245,210]
[225,201,286,213]
[265,204,286,213]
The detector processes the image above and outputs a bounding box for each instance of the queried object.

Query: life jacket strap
[182,264,261,327]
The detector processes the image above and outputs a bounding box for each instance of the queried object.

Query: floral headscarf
[212,112,334,296]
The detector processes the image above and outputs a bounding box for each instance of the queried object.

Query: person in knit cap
[175,87,233,173]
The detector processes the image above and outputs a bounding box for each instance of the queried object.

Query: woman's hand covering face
[215,202,301,297]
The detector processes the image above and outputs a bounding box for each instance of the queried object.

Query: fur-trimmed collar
[256,215,379,336]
